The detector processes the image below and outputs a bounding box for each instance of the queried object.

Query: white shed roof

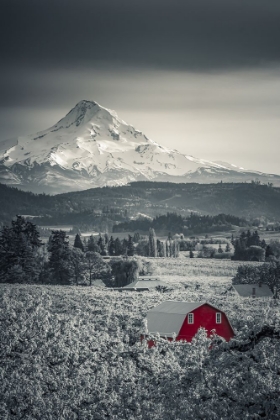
[233,284,273,297]
[147,301,204,337]
[122,279,169,289]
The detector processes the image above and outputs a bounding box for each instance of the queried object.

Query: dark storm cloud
[1,0,280,72]
[1,0,280,175]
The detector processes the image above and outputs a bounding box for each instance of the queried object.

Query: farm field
[258,230,280,242]
[1,257,280,419]
[148,254,262,285]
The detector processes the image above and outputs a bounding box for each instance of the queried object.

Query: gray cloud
[1,0,280,72]
[0,0,279,176]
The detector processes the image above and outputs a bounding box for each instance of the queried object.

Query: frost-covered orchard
[1,280,280,420]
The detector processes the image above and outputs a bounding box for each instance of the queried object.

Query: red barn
[145,301,234,345]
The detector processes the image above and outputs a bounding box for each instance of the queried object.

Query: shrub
[110,259,140,287]
[197,246,216,258]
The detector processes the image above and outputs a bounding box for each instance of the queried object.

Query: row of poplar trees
[148,228,180,258]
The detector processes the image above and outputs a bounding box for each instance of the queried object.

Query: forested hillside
[1,182,280,225]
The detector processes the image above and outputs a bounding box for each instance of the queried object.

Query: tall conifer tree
[74,233,84,251]
[0,216,42,283]
[48,230,72,284]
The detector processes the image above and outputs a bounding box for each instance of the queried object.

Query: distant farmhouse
[233,283,273,298]
[144,301,234,346]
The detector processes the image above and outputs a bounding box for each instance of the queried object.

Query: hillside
[1,182,280,225]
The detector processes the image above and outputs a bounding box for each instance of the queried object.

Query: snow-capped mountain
[0,100,279,193]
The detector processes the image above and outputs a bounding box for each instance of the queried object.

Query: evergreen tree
[148,228,157,257]
[232,237,247,260]
[108,236,115,256]
[157,240,166,257]
[98,235,107,255]
[115,237,122,256]
[133,232,140,243]
[69,248,85,285]
[265,245,274,260]
[48,230,72,284]
[127,235,135,256]
[218,244,223,253]
[225,243,231,253]
[104,233,109,245]
[246,230,252,246]
[87,235,101,253]
[74,234,84,252]
[135,239,149,256]
[189,250,194,258]
[251,230,261,246]
[233,229,265,261]
[0,216,42,283]
[122,238,128,258]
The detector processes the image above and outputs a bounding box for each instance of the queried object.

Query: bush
[232,264,260,284]
[110,259,140,287]
[197,246,216,258]
[247,246,265,262]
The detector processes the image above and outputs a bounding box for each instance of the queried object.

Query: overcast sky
[1,0,280,174]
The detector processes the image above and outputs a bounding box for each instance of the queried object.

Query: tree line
[0,217,180,287]
[74,228,180,259]
[231,230,273,262]
[0,216,110,286]
[113,212,248,235]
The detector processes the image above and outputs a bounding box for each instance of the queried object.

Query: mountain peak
[76,99,97,106]
[74,99,101,113]
[55,99,102,128]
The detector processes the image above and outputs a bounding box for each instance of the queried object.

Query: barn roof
[233,283,273,297]
[147,301,206,337]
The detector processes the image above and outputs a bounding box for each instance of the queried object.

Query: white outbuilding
[233,283,273,298]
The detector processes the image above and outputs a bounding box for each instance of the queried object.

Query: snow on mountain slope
[0,100,279,193]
